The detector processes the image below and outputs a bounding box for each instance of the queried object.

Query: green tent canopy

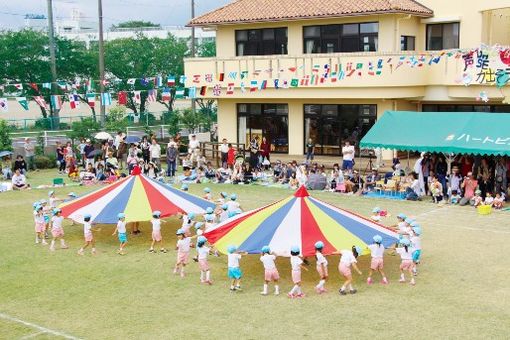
[360,111,510,156]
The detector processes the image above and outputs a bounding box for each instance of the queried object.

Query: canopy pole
[443,152,455,194]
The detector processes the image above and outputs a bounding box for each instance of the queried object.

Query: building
[185,0,510,157]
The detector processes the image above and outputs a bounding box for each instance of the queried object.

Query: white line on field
[426,224,510,234]
[0,312,81,340]
[20,331,46,339]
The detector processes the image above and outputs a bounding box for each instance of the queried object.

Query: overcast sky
[0,0,232,29]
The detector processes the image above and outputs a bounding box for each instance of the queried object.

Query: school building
[185,0,510,157]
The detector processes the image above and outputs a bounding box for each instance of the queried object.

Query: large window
[304,104,376,155]
[426,23,459,50]
[303,22,378,54]
[235,28,288,56]
[422,104,510,113]
[401,35,415,51]
[237,104,289,153]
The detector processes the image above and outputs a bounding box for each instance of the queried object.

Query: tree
[104,105,128,132]
[196,99,217,130]
[0,119,13,151]
[197,40,216,57]
[113,21,161,29]
[66,117,101,141]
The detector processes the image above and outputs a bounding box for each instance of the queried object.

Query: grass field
[1,170,509,339]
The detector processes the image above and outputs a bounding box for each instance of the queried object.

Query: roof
[360,111,510,156]
[188,0,433,26]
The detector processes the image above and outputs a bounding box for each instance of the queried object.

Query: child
[219,204,229,223]
[314,241,328,294]
[203,207,214,221]
[260,246,280,296]
[78,214,96,255]
[472,190,483,207]
[48,190,62,209]
[181,184,189,192]
[112,213,128,255]
[174,228,192,277]
[217,192,229,204]
[181,212,195,235]
[396,238,416,285]
[40,199,51,239]
[449,190,461,205]
[33,205,47,245]
[410,225,422,276]
[493,193,504,209]
[391,213,407,232]
[149,211,167,253]
[227,143,236,169]
[367,235,388,284]
[226,194,241,213]
[227,245,247,291]
[204,213,215,230]
[483,192,494,207]
[196,236,213,285]
[49,209,68,251]
[332,246,363,295]
[371,207,382,222]
[203,187,212,201]
[288,246,308,298]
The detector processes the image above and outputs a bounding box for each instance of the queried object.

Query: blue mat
[365,191,406,201]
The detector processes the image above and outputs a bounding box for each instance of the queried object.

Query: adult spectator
[494,158,507,195]
[84,139,95,168]
[77,138,87,167]
[260,136,271,164]
[435,156,448,196]
[1,155,12,179]
[449,166,462,195]
[341,140,355,170]
[114,131,124,150]
[12,169,29,190]
[219,138,229,168]
[116,137,127,170]
[306,169,327,190]
[13,155,27,175]
[188,134,200,167]
[476,158,492,198]
[56,142,65,174]
[23,138,36,171]
[149,138,161,169]
[413,152,426,197]
[459,172,478,206]
[166,141,178,177]
[405,172,421,201]
[364,169,379,192]
[140,136,151,163]
[249,136,260,170]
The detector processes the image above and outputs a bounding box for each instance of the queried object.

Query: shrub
[34,154,57,169]
[67,117,101,141]
[105,105,128,132]
[0,119,13,151]
[34,118,70,130]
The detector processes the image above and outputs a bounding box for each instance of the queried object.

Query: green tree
[197,40,216,57]
[0,119,13,151]
[113,21,161,29]
[66,117,101,141]
[104,105,128,131]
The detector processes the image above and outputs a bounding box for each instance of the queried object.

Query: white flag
[0,98,8,112]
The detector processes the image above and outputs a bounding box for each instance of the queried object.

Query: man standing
[219,138,229,168]
[149,138,161,169]
[413,152,426,197]
[188,134,200,167]
[341,141,355,171]
[84,139,95,168]
[23,138,36,171]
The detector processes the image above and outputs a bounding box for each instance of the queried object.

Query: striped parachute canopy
[204,186,398,257]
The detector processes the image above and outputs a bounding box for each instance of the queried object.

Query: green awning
[360,111,510,156]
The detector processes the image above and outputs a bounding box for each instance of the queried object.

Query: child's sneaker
[274,291,280,296]
[149,249,155,253]
[206,280,213,285]
[367,277,373,285]
[91,248,96,255]
[180,271,185,278]
[77,249,84,256]
[61,245,69,249]
[314,286,321,294]
[287,293,295,299]
[339,289,347,296]
[399,278,406,283]
[160,248,167,253]
[42,240,48,245]
[235,286,242,291]
[381,277,389,285]
[49,246,55,252]
[350,289,357,294]
[173,268,178,274]
[260,291,268,296]
[410,279,416,286]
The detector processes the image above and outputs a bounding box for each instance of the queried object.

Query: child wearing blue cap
[216,192,229,204]
[33,205,47,245]
[49,209,68,252]
[226,194,241,213]
[260,246,280,296]
[332,246,363,295]
[227,245,247,291]
[288,246,308,298]
[112,213,128,255]
[78,214,96,255]
[218,204,229,223]
[196,236,214,285]
[314,241,329,294]
[174,229,192,278]
[396,239,416,285]
[410,225,422,276]
[367,235,388,285]
[203,187,212,201]
[150,211,167,253]
[180,212,195,236]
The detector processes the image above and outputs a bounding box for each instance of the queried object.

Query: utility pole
[98,0,106,126]
[190,0,196,114]
[47,0,59,123]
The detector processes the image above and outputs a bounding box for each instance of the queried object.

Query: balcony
[184,51,501,100]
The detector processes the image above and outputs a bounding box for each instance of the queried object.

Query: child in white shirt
[149,211,167,253]
[410,226,422,275]
[78,214,96,255]
[49,209,68,251]
[396,239,416,285]
[332,246,363,295]
[483,193,494,207]
[493,193,504,209]
[174,229,192,277]
[260,246,280,296]
[112,213,128,255]
[288,246,308,298]
[227,245,247,291]
[314,241,328,294]
[366,235,388,285]
[449,190,461,205]
[196,236,213,285]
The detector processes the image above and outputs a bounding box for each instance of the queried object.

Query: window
[426,23,459,50]
[304,104,377,155]
[303,22,378,54]
[401,36,415,51]
[237,104,289,153]
[235,27,287,56]
[422,104,510,113]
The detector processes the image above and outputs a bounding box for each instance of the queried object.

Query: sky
[0,0,232,29]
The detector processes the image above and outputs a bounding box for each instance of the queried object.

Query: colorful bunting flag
[68,94,80,109]
[118,91,127,105]
[193,75,201,83]
[42,83,52,90]
[162,89,171,101]
[30,83,39,91]
[212,84,221,96]
[50,95,62,110]
[147,89,157,102]
[175,88,185,99]
[86,93,96,108]
[13,83,23,90]
[101,93,112,106]
[226,83,234,95]
[290,79,299,87]
[0,98,8,112]
[199,86,207,96]
[155,76,163,87]
[16,97,29,110]
[228,72,238,80]
[218,73,225,82]
[259,80,267,90]
[179,75,187,84]
[86,79,95,91]
[167,76,176,86]
[188,86,196,99]
[127,78,136,85]
[133,91,141,104]
[205,74,213,83]
[250,80,258,92]
[33,96,47,109]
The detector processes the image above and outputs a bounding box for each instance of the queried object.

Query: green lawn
[1,170,509,339]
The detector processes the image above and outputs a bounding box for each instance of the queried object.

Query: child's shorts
[35,222,46,233]
[118,232,127,243]
[177,251,189,264]
[291,269,301,284]
[152,230,162,242]
[264,268,280,281]
[316,265,328,278]
[370,257,384,270]
[339,263,352,277]
[228,267,242,279]
[51,228,64,238]
[198,259,209,271]
[44,216,50,223]
[400,259,413,271]
[84,232,93,242]
[412,250,422,263]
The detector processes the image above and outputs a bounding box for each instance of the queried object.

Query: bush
[34,154,57,169]
[34,118,70,130]
[139,112,157,126]
[67,117,101,141]
[0,119,13,151]
[105,105,128,131]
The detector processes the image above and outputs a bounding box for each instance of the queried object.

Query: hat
[35,205,42,211]
[400,238,411,246]
[397,213,407,219]
[261,246,270,253]
[86,139,91,143]
[221,192,228,198]
[404,217,415,224]
[314,241,324,249]
[206,207,214,214]
[197,236,207,244]
[83,213,92,219]
[32,202,39,209]
[152,210,161,218]
[181,184,189,190]
[410,221,420,228]
[372,207,381,213]
[188,212,196,220]
[475,189,482,195]
[194,222,204,230]
[221,204,228,210]
[48,190,55,197]
[227,245,237,253]
[373,235,383,243]
[354,245,363,256]
[117,213,125,219]
[204,187,211,193]
[291,246,300,253]
[53,208,61,215]
[230,194,237,201]
[176,228,185,235]
[205,214,214,222]
[412,226,422,236]
[68,192,77,198]
[39,199,47,205]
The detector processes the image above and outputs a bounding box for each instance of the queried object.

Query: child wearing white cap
[314,241,328,294]
[260,246,280,296]
[78,214,96,255]
[149,211,167,253]
[49,209,68,251]
[396,239,416,285]
[112,213,128,255]
[332,246,363,295]
[288,246,308,298]
[367,235,388,285]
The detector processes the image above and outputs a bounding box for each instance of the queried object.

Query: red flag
[218,73,225,82]
[200,86,207,96]
[30,83,39,91]
[118,91,127,105]
[226,83,234,95]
